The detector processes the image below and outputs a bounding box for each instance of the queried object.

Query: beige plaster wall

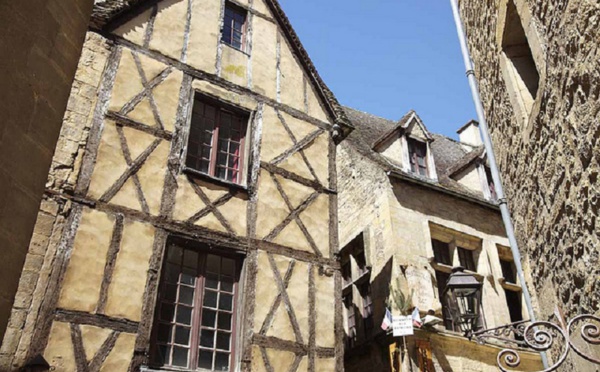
[112,0,331,120]
[2,0,340,369]
[454,163,485,196]
[380,137,405,168]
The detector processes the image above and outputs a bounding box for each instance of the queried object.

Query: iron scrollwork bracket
[470,314,600,371]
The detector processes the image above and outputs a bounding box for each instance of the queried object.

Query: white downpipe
[448,0,549,368]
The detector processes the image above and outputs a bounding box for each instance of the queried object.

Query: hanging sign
[392,315,414,337]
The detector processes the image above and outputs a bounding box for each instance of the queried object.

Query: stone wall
[458,0,600,319]
[0,32,111,369]
[337,138,533,371]
[0,0,93,342]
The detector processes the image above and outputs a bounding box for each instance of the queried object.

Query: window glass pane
[206,273,219,289]
[179,286,194,305]
[202,309,217,328]
[181,267,196,286]
[160,303,175,322]
[204,290,218,308]
[221,276,234,293]
[199,159,210,174]
[218,313,232,331]
[200,329,215,348]
[219,293,233,311]
[217,152,228,167]
[167,246,183,264]
[207,255,220,273]
[176,306,192,325]
[215,352,230,371]
[184,250,199,268]
[198,349,213,369]
[175,326,191,346]
[221,258,235,276]
[229,142,240,155]
[165,263,179,283]
[216,332,231,350]
[156,344,169,366]
[157,323,172,343]
[172,346,189,367]
[164,284,177,302]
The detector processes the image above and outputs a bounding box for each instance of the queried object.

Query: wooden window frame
[185,94,249,187]
[407,137,428,177]
[222,2,248,52]
[150,241,243,372]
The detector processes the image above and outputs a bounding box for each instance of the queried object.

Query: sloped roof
[342,106,496,207]
[90,0,352,132]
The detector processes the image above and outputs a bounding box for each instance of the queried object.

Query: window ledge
[429,261,453,274]
[221,41,250,56]
[428,260,483,281]
[142,366,223,372]
[183,166,249,193]
[499,278,521,292]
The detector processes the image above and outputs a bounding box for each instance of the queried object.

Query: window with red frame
[151,243,241,371]
[186,97,248,185]
[407,138,428,177]
[222,3,247,51]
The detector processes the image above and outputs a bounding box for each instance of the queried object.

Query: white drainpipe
[449,0,549,368]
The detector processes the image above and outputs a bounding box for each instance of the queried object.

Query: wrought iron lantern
[443,266,482,335]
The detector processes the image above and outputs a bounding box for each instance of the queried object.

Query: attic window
[407,138,428,177]
[501,0,540,120]
[222,2,247,51]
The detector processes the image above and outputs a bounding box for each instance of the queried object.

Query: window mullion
[190,254,206,369]
[210,111,220,177]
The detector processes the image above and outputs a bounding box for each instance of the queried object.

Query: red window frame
[186,96,248,185]
[150,242,242,371]
[407,138,428,177]
[222,3,247,51]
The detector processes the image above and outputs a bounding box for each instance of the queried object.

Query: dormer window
[407,138,428,177]
[484,166,497,200]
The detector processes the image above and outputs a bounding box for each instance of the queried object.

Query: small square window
[186,96,249,185]
[222,3,247,51]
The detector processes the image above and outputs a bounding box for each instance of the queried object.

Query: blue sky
[279,0,476,139]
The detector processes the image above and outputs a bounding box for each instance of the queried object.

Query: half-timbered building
[0,0,352,371]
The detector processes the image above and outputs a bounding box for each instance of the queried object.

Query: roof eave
[387,170,499,211]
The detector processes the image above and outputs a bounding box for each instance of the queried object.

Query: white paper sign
[392,315,413,337]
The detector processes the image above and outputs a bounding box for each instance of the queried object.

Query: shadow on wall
[344,257,395,372]
[391,180,506,238]
[111,0,185,36]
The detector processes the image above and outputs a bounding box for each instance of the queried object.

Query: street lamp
[443,266,482,336]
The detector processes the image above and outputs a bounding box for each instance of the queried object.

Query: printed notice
[392,315,413,337]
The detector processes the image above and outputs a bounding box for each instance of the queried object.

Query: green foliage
[387,277,413,315]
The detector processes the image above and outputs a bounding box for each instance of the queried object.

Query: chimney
[457,120,482,148]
